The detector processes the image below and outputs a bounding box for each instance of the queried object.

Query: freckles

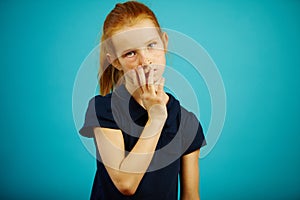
[152,53,165,63]
[120,60,137,70]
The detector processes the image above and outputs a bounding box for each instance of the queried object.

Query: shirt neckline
[112,84,179,127]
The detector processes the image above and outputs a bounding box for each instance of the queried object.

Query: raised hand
[125,65,169,120]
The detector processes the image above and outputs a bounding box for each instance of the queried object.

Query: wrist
[141,119,165,139]
[148,104,168,121]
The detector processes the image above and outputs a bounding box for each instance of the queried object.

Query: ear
[106,53,122,71]
[162,32,169,51]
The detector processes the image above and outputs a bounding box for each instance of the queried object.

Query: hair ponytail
[99,64,123,95]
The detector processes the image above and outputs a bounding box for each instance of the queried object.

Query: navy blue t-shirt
[79,84,206,200]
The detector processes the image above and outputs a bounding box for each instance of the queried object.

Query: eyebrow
[120,37,160,55]
[144,37,160,45]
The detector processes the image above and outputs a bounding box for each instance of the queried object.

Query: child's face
[109,19,168,84]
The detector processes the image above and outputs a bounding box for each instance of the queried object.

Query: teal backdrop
[1,0,299,199]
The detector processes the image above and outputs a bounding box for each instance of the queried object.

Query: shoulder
[166,93,198,123]
[166,93,201,133]
[166,92,180,113]
[176,103,206,154]
[88,94,117,127]
[164,93,200,131]
[92,93,112,105]
[180,106,199,124]
[88,94,112,114]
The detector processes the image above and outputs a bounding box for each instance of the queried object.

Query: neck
[124,84,145,109]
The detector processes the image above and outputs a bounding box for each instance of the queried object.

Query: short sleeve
[79,95,118,138]
[180,107,206,155]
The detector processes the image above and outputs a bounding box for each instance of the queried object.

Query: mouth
[144,71,151,80]
[144,68,157,78]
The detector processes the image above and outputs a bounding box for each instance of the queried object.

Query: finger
[157,77,165,95]
[124,69,134,84]
[136,66,146,92]
[131,69,138,86]
[124,69,140,94]
[125,69,137,86]
[147,68,155,94]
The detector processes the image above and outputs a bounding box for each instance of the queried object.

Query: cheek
[153,57,166,80]
[152,51,166,65]
[119,59,139,71]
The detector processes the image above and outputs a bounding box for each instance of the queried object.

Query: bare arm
[94,111,166,196]
[94,68,169,196]
[180,149,201,200]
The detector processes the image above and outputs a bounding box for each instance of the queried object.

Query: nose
[139,49,152,66]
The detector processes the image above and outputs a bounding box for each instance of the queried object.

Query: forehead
[110,19,161,56]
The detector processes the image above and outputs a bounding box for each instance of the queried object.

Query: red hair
[99,1,162,95]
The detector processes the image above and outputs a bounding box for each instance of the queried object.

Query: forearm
[116,118,164,193]
[180,150,201,200]
[95,73,168,195]
[180,193,200,200]
[120,118,165,172]
[119,104,167,171]
[97,117,165,195]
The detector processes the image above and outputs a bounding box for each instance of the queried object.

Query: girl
[80,1,206,199]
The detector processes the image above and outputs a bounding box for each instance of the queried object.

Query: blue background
[1,0,299,199]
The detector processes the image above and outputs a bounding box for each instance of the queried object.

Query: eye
[148,42,157,49]
[124,51,136,58]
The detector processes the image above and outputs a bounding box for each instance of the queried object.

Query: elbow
[117,180,138,196]
[119,187,136,196]
[181,192,200,200]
